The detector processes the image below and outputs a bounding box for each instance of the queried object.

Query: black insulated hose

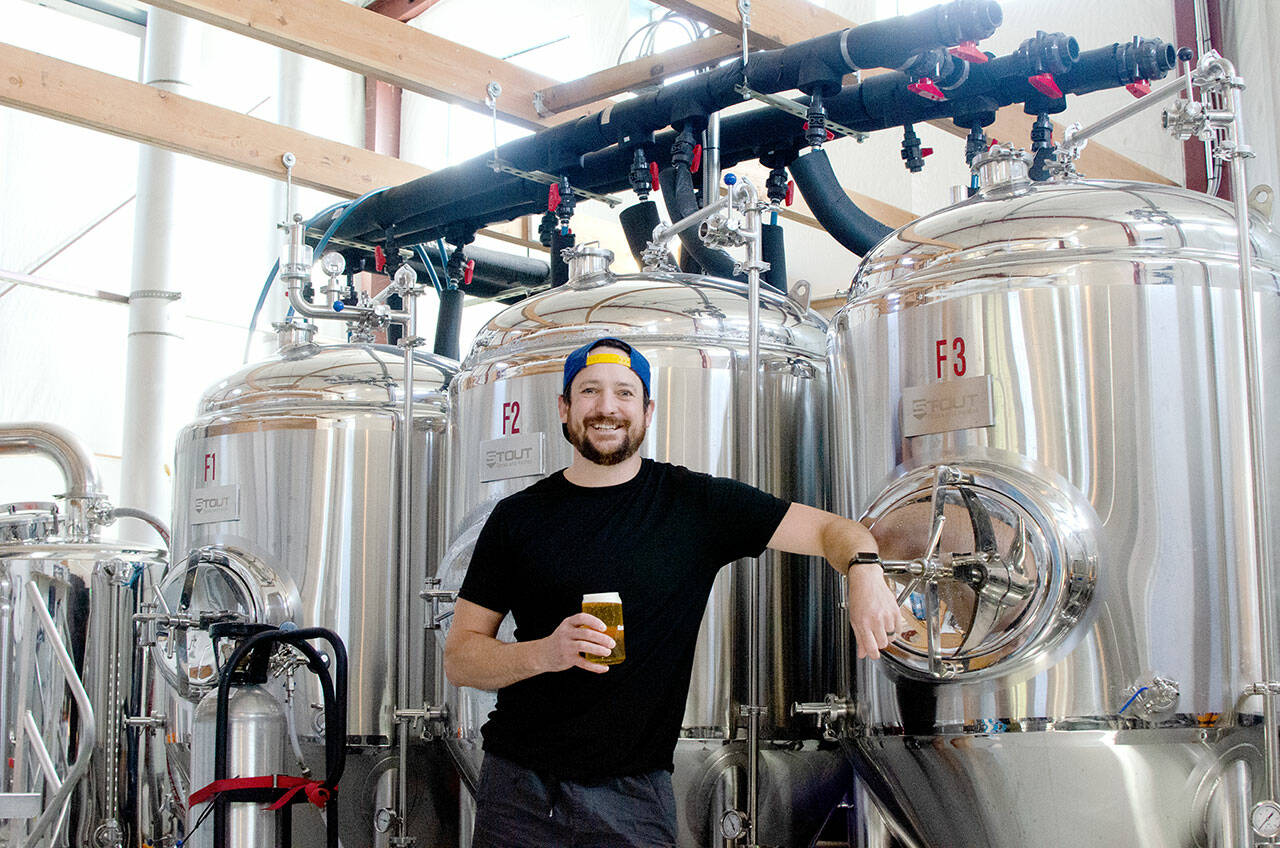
[433,287,464,360]
[619,201,663,269]
[761,223,787,294]
[789,149,894,256]
[550,229,575,286]
[658,165,744,282]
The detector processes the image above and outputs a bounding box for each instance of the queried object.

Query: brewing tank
[438,253,845,846]
[0,424,168,848]
[830,146,1280,847]
[160,337,457,846]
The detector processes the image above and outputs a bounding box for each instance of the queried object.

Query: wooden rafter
[536,33,742,116]
[653,0,1176,185]
[141,0,607,129]
[362,0,445,23]
[0,43,540,249]
[650,0,848,49]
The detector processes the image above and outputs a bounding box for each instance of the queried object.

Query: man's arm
[443,598,616,690]
[767,502,902,660]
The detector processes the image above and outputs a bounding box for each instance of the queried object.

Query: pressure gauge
[1251,800,1280,838]
[320,251,346,277]
[373,807,397,834]
[719,809,748,840]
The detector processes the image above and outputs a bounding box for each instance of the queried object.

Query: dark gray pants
[471,752,677,848]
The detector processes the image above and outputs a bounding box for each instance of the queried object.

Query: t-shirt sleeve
[457,503,514,615]
[702,475,791,564]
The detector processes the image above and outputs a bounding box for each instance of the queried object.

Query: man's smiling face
[558,353,654,466]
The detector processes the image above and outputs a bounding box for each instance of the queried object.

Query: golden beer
[581,592,625,665]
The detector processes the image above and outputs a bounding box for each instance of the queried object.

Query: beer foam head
[582,592,621,604]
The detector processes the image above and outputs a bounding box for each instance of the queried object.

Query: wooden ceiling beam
[649,0,849,49]
[0,43,542,249]
[655,0,1175,185]
[361,0,444,24]
[142,0,607,129]
[536,33,742,115]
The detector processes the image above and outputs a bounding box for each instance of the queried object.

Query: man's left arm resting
[767,503,902,660]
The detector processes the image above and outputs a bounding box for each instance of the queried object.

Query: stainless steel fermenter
[160,335,456,846]
[830,146,1280,848]
[437,248,846,846]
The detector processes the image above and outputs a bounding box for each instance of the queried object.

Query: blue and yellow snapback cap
[563,338,651,396]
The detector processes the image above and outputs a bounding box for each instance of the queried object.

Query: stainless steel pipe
[0,422,104,540]
[1219,55,1279,809]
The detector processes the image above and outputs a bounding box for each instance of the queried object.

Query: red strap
[189,775,331,811]
[267,777,331,811]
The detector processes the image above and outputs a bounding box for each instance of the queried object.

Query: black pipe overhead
[326,0,1002,246]
[310,29,1175,263]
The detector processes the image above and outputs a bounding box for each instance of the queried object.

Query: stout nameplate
[480,432,546,482]
[191,484,240,524]
[901,375,995,438]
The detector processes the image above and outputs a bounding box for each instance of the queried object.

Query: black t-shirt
[457,458,791,780]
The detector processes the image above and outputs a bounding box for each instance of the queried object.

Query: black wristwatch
[847,551,882,571]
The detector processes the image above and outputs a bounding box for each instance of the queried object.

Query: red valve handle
[907,78,946,102]
[1027,73,1063,99]
[949,41,988,63]
[691,144,702,174]
[463,259,475,286]
[373,245,386,273]
[921,147,934,157]
[547,182,560,212]
[648,160,660,191]
[801,122,837,141]
[784,179,794,207]
[1126,80,1152,98]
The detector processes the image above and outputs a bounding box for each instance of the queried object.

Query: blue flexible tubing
[413,244,443,294]
[1118,686,1149,715]
[244,190,389,361]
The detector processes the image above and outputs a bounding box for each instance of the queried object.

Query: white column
[118,10,198,541]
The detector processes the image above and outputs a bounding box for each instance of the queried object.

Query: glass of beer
[581,592,625,665]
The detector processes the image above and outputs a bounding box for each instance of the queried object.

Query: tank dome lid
[465,271,827,368]
[850,178,1280,301]
[198,343,456,415]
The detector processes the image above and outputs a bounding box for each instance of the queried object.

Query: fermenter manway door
[863,464,1097,681]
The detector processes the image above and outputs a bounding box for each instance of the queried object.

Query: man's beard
[565,414,647,466]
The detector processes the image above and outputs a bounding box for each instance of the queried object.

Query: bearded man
[444,337,900,847]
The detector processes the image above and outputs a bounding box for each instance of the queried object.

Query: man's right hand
[539,613,615,674]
